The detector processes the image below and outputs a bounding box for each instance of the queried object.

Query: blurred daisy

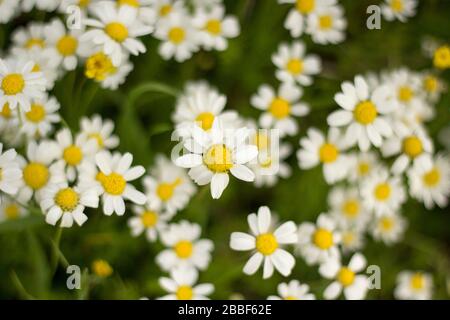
[128,203,170,242]
[11,22,47,53]
[158,266,214,300]
[381,0,417,22]
[0,102,19,132]
[252,143,292,188]
[143,154,196,214]
[0,144,22,204]
[100,57,133,90]
[157,220,214,272]
[251,83,309,137]
[91,259,113,278]
[394,271,433,300]
[407,154,450,209]
[319,253,369,300]
[59,0,101,15]
[268,280,315,300]
[21,0,59,12]
[271,41,321,86]
[80,114,119,151]
[306,4,346,44]
[433,45,450,70]
[175,119,258,199]
[339,226,365,254]
[327,75,396,151]
[387,69,427,112]
[421,73,445,103]
[0,0,19,24]
[40,182,99,228]
[297,127,350,184]
[0,197,27,222]
[152,0,186,21]
[297,213,341,265]
[347,151,379,182]
[371,212,407,245]
[328,186,370,229]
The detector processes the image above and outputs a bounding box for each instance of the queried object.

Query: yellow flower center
[358,162,370,176]
[100,172,127,195]
[410,273,425,290]
[23,162,49,190]
[296,0,315,14]
[105,22,129,42]
[286,58,304,75]
[205,19,222,35]
[354,100,377,125]
[92,259,113,277]
[5,204,20,219]
[1,103,12,119]
[141,210,158,227]
[63,145,83,166]
[79,0,91,7]
[342,200,360,218]
[433,46,450,69]
[174,240,193,259]
[25,38,45,49]
[398,86,413,102]
[156,178,182,201]
[423,168,440,187]
[25,104,46,123]
[252,132,270,150]
[285,296,298,300]
[32,64,41,72]
[168,27,186,44]
[337,267,355,287]
[85,52,116,81]
[390,0,404,12]
[195,112,215,130]
[57,35,78,56]
[424,76,438,93]
[176,285,193,300]
[312,228,334,249]
[402,136,423,158]
[159,4,172,16]
[256,233,278,256]
[342,231,355,246]
[88,133,104,147]
[259,156,273,168]
[374,183,391,201]
[269,97,291,119]
[54,187,79,211]
[118,0,139,7]
[203,144,233,173]
[379,217,394,231]
[1,74,25,95]
[319,15,333,29]
[319,143,339,163]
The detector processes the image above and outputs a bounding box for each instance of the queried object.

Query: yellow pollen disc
[269,97,291,119]
[319,143,339,163]
[100,173,126,195]
[88,133,104,147]
[159,4,172,16]
[433,46,450,70]
[402,136,423,158]
[5,204,20,219]
[398,86,413,102]
[25,38,45,49]
[32,64,41,72]
[390,0,404,12]
[205,19,222,35]
[1,74,25,95]
[338,267,355,287]
[259,156,272,168]
[358,162,370,176]
[57,35,78,56]
[118,0,139,7]
[379,217,394,231]
[423,168,440,187]
[312,228,334,249]
[342,232,355,246]
[141,211,158,227]
[424,76,438,93]
[156,178,182,201]
[23,162,49,190]
[54,187,79,212]
[256,233,278,256]
[85,52,115,81]
[252,133,270,150]
[1,103,12,119]
[319,15,333,29]
[296,0,315,14]
[168,27,186,44]
[105,22,129,42]
[195,112,215,130]
[342,200,360,218]
[286,58,304,75]
[25,104,46,123]
[174,240,193,259]
[176,286,193,300]
[203,144,233,173]
[410,273,425,290]
[285,296,298,300]
[353,100,377,125]
[79,0,91,7]
[63,145,83,166]
[92,259,113,277]
[374,183,391,201]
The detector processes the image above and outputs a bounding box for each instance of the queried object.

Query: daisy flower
[251,83,309,137]
[433,45,450,70]
[152,0,186,21]
[143,154,196,214]
[297,213,341,265]
[327,75,396,151]
[297,127,350,184]
[80,114,120,151]
[83,49,128,85]
[0,102,19,133]
[0,58,47,111]
[0,197,27,222]
[346,151,380,182]
[192,4,240,51]
[59,0,102,15]
[156,220,214,272]
[271,41,321,86]
[158,266,214,300]
[230,206,297,279]
[371,212,407,245]
[339,226,366,254]
[268,280,315,300]
[21,0,59,12]
[40,182,99,228]
[0,144,22,204]
[328,186,370,229]
[421,73,445,103]
[360,168,406,216]
[0,0,19,24]
[319,253,369,300]
[99,56,134,90]
[387,69,428,114]
[394,271,433,300]
[11,22,48,53]
[82,1,153,66]
[128,203,171,242]
[175,119,258,199]
[407,154,450,209]
[306,4,346,45]
[381,0,417,22]
[252,143,292,188]
[91,259,113,278]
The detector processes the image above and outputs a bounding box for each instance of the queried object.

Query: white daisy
[152,0,186,21]
[0,102,19,133]
[230,206,297,279]
[0,197,27,222]
[268,280,315,300]
[0,144,22,204]
[156,220,214,272]
[381,0,417,22]
[328,186,370,229]
[158,266,214,300]
[421,73,445,103]
[346,151,380,183]
[80,114,120,151]
[371,212,407,245]
[251,82,309,137]
[306,4,346,45]
[252,142,292,188]
[339,226,366,254]
[0,0,19,24]
[99,56,134,90]
[327,75,396,151]
[319,253,369,300]
[21,0,59,12]
[128,202,170,242]
[11,22,48,53]
[271,41,321,86]
[59,0,102,15]
[394,271,433,300]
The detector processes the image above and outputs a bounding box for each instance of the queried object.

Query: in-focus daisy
[381,0,417,22]
[143,154,196,214]
[251,83,309,137]
[297,127,350,184]
[346,151,379,182]
[433,45,450,70]
[40,182,99,227]
[394,271,433,300]
[371,212,407,245]
[0,0,19,24]
[128,202,171,242]
[271,41,321,86]
[0,197,27,222]
[306,4,346,45]
[268,280,315,300]
[360,168,406,216]
[156,220,213,272]
[297,213,341,265]
[158,266,214,300]
[407,154,450,209]
[83,50,122,84]
[327,75,396,151]
[230,206,297,279]
[328,186,370,229]
[0,144,22,204]
[175,119,258,199]
[80,114,119,151]
[319,253,369,300]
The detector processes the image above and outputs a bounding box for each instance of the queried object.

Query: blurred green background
[0,0,449,299]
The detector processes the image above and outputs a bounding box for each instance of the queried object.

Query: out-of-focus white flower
[346,151,380,183]
[80,114,120,151]
[21,0,59,12]
[381,0,417,22]
[306,4,346,44]
[339,226,366,254]
[268,280,315,300]
[371,212,407,245]
[0,197,27,222]
[394,271,433,300]
[328,186,370,229]
[0,144,22,205]
[252,143,292,188]
[128,203,171,242]
[0,0,19,24]
[11,22,48,53]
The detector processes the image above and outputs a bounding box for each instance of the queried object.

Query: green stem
[125,81,180,111]
[50,227,63,275]
[10,271,35,300]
